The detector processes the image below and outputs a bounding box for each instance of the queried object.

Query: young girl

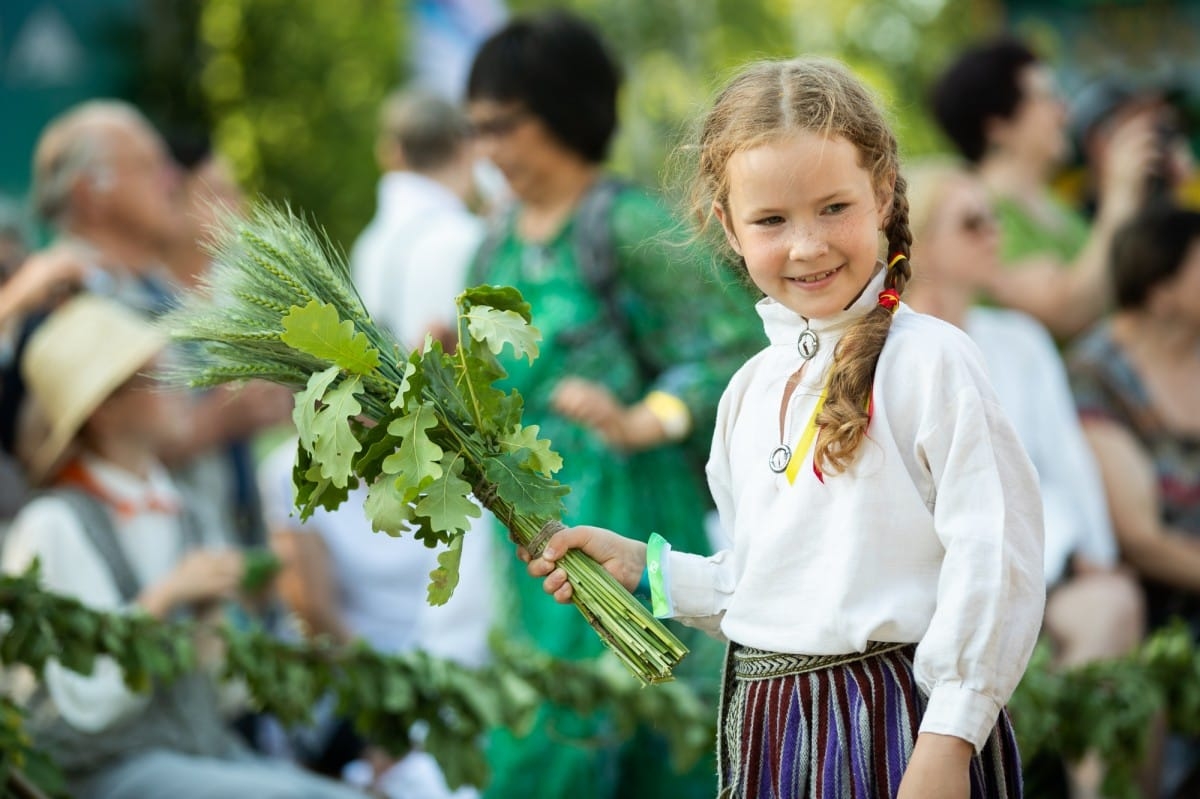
[526,58,1045,799]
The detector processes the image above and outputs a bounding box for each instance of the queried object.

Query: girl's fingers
[527,557,554,578]
[553,582,574,603]
[542,567,569,596]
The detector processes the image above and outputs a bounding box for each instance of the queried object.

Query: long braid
[814,175,912,475]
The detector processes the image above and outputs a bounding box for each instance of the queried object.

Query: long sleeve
[2,499,151,732]
[911,382,1045,750]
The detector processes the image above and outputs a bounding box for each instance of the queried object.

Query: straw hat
[20,294,167,482]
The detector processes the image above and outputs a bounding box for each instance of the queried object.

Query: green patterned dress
[475,184,764,799]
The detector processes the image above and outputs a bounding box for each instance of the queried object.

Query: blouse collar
[757,264,888,350]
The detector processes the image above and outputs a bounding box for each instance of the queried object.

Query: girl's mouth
[790,264,843,284]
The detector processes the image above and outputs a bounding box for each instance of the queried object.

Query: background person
[1067,203,1200,799]
[464,11,765,799]
[903,158,1145,799]
[2,295,364,799]
[350,89,484,349]
[929,37,1156,339]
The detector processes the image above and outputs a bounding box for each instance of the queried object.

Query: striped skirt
[717,643,1023,799]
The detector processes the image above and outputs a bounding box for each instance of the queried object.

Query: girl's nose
[788,225,828,261]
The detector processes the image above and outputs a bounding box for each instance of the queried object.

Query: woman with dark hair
[465,11,762,799]
[1066,204,1200,798]
[930,37,1155,339]
[1068,205,1200,635]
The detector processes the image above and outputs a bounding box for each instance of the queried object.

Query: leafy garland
[0,567,712,796]
[6,569,1200,797]
[165,204,685,685]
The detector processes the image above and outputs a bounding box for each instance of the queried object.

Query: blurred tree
[196,0,403,249]
[509,0,1002,195]
[128,0,403,249]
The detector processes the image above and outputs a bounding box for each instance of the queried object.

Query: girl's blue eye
[756,215,784,226]
[823,203,849,215]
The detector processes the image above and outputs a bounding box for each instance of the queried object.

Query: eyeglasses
[469,109,531,139]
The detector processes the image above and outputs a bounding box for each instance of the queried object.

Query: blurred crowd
[1,9,1199,799]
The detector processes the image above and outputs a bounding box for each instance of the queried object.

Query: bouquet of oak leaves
[165,204,686,685]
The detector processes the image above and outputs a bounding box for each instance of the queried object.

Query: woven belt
[732,640,909,681]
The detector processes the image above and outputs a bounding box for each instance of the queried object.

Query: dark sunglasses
[469,109,531,138]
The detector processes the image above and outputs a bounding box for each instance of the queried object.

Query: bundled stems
[165,202,687,685]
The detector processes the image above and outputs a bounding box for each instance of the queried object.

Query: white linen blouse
[665,268,1046,751]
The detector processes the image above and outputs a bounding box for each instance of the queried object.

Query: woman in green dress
[465,11,763,799]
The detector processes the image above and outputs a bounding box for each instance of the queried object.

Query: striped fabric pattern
[718,645,1023,799]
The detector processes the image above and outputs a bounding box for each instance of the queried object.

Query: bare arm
[0,247,89,325]
[989,115,1155,338]
[1084,419,1200,591]
[270,528,353,644]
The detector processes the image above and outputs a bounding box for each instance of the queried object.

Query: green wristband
[647,532,669,618]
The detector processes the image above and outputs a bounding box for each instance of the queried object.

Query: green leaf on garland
[382,403,444,490]
[312,375,364,488]
[497,424,563,476]
[459,284,532,323]
[483,451,569,519]
[427,532,464,606]
[465,306,540,363]
[415,454,481,536]
[365,475,416,537]
[241,549,282,591]
[294,365,340,452]
[281,299,380,375]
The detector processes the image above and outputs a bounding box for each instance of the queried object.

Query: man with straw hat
[3,295,365,798]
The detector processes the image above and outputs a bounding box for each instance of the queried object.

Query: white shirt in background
[965,306,1116,585]
[2,455,226,731]
[350,172,484,349]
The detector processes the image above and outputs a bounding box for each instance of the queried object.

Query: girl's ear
[711,200,743,256]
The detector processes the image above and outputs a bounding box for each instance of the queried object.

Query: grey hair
[380,89,471,172]
[31,101,147,228]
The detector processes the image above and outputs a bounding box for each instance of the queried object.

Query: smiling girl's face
[714,131,892,319]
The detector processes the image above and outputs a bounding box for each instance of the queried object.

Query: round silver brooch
[769,445,792,474]
[797,328,819,361]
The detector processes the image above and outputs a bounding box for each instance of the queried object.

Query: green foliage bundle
[0,567,712,794]
[1008,621,1200,799]
[165,203,686,685]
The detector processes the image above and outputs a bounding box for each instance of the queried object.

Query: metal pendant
[797,328,820,360]
[769,445,792,474]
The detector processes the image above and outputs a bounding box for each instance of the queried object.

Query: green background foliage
[127,0,403,249]
[506,0,1002,198]
[124,0,1000,249]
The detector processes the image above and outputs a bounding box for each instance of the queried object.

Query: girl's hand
[522,525,647,601]
[551,377,666,452]
[896,733,973,799]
